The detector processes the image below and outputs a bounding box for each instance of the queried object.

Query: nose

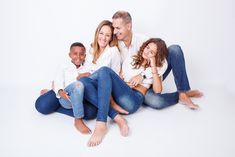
[114,29,118,35]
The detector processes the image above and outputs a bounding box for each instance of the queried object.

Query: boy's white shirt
[53,45,121,97]
[53,58,89,97]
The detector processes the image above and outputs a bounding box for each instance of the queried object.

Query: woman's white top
[122,57,168,89]
[84,45,121,75]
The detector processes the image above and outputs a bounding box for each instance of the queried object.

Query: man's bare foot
[179,92,199,110]
[74,118,91,134]
[186,90,203,98]
[114,114,129,137]
[87,121,107,147]
[40,89,49,95]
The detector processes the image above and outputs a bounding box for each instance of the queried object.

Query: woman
[35,20,127,134]
[80,38,168,146]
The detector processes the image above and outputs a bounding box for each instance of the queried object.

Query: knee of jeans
[35,91,60,114]
[79,77,90,85]
[119,98,139,114]
[168,45,183,58]
[73,81,84,91]
[98,66,113,75]
[144,94,166,109]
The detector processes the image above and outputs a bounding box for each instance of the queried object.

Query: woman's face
[142,42,157,59]
[98,25,112,49]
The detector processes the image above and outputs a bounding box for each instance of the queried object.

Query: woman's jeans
[35,90,97,120]
[80,67,144,122]
[59,81,84,118]
[144,45,191,109]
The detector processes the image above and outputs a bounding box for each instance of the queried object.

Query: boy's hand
[58,90,70,101]
[77,72,91,80]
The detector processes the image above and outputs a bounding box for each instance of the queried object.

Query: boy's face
[69,46,86,66]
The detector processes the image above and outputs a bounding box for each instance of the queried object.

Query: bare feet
[40,89,49,95]
[74,118,91,134]
[179,92,199,110]
[114,114,129,137]
[111,103,129,114]
[186,90,203,98]
[87,121,107,147]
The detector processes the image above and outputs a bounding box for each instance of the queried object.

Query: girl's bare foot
[87,121,107,147]
[114,114,129,137]
[74,118,91,134]
[179,92,199,110]
[186,90,203,98]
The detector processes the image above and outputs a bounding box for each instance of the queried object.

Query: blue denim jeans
[35,90,97,120]
[80,67,144,122]
[144,45,191,109]
[59,81,84,118]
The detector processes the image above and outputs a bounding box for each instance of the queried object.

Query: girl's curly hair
[132,38,168,69]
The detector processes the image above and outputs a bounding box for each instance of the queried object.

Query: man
[112,11,202,109]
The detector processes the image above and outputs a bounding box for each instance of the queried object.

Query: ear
[127,23,132,31]
[68,51,72,57]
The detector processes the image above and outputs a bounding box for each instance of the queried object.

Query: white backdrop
[1,0,235,157]
[0,0,235,93]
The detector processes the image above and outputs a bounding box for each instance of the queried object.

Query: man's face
[112,18,131,41]
[69,46,86,66]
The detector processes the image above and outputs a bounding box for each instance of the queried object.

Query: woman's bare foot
[87,121,107,147]
[186,90,203,98]
[179,92,199,110]
[74,118,91,134]
[114,114,129,137]
[40,89,49,95]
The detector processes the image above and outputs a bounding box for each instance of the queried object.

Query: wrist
[140,72,146,79]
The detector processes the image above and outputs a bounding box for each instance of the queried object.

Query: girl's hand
[128,74,143,87]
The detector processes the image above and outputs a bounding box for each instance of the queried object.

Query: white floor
[1,84,235,157]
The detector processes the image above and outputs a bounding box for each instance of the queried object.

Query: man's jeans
[144,45,191,109]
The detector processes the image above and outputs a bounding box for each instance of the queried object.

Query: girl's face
[98,25,112,49]
[69,46,86,66]
[142,42,157,59]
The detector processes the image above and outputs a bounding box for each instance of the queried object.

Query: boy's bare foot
[87,121,107,147]
[186,90,203,98]
[179,92,199,110]
[40,89,49,95]
[114,114,129,137]
[74,118,91,134]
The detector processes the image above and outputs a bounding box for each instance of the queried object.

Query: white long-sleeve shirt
[118,33,148,64]
[84,45,121,75]
[53,60,89,96]
[122,56,168,89]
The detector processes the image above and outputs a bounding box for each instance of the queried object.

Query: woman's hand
[77,72,91,80]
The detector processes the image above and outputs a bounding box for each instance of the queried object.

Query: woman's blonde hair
[92,20,118,64]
